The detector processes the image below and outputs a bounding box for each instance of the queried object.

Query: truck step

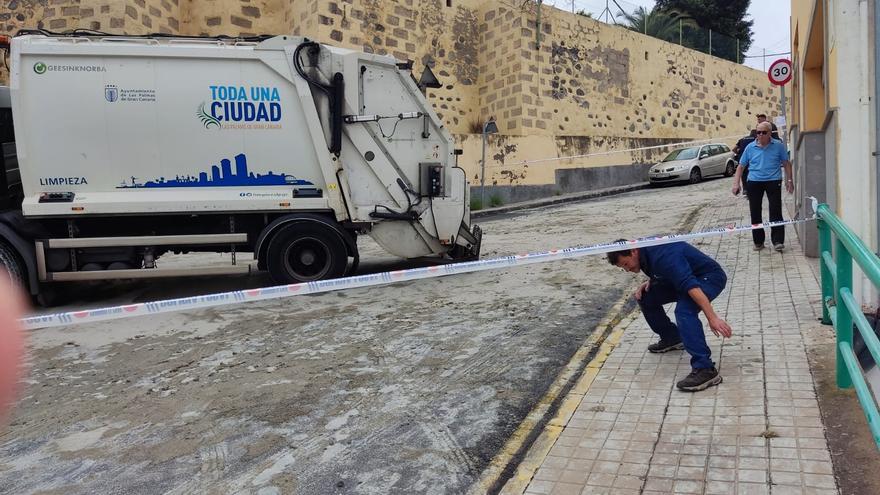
[47,264,254,282]
[46,233,247,249]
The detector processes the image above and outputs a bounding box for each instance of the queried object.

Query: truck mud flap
[452,222,481,261]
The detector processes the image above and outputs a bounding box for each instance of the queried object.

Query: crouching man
[607,241,733,392]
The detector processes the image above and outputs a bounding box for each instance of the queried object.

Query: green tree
[619,6,691,44]
[655,0,753,63]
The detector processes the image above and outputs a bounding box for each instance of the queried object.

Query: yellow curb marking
[500,322,630,495]
[468,295,638,495]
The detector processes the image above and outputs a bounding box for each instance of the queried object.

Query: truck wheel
[0,240,25,288]
[266,223,348,283]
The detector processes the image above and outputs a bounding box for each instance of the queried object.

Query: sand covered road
[1,177,736,494]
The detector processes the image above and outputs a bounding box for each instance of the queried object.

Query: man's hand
[785,180,794,194]
[687,285,732,338]
[732,184,741,196]
[708,316,733,338]
[634,280,650,301]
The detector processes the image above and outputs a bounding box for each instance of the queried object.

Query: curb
[497,308,640,495]
[471,183,651,219]
[468,292,639,495]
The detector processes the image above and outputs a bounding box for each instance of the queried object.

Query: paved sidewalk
[503,196,838,495]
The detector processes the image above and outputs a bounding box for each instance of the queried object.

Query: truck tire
[0,240,25,287]
[266,223,348,283]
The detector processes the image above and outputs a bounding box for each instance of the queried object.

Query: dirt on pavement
[1,178,734,494]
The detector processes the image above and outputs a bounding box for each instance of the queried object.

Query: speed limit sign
[768,59,792,86]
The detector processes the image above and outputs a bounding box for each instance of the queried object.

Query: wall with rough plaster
[181,0,287,37]
[0,0,778,195]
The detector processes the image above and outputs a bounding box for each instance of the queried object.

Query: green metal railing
[818,203,880,449]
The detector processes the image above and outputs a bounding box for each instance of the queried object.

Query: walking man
[608,241,732,392]
[732,121,793,251]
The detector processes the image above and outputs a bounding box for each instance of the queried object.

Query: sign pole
[780,84,787,145]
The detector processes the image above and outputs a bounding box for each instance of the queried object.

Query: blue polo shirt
[739,139,787,182]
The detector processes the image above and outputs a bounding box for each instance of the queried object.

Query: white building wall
[834,0,877,306]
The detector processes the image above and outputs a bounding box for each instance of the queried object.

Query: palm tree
[619,6,693,44]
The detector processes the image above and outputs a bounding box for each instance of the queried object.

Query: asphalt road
[1,177,733,494]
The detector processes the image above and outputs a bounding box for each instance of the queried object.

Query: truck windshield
[662,147,699,161]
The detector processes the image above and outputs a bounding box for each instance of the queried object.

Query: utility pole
[536,0,543,50]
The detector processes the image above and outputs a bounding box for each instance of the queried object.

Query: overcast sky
[562,0,792,72]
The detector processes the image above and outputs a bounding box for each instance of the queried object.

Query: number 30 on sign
[768,59,792,86]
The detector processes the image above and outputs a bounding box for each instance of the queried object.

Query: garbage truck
[0,32,481,300]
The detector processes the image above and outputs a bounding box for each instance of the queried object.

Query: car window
[719,144,730,153]
[710,145,723,155]
[662,147,699,161]
[699,146,710,157]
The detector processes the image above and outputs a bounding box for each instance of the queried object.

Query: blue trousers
[638,271,727,369]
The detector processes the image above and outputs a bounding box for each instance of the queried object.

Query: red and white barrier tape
[21,215,815,331]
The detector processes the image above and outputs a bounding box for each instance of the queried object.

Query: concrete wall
[0,0,778,197]
[794,128,827,257]
[832,0,876,304]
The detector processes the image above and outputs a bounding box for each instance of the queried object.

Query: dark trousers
[746,180,784,246]
[638,271,727,370]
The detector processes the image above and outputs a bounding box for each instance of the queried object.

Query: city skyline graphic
[117,153,313,188]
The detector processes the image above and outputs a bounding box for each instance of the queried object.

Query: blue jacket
[639,242,725,293]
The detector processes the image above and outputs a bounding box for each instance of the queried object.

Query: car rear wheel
[688,167,702,184]
[724,160,737,177]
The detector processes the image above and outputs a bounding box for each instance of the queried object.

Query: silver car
[648,143,737,185]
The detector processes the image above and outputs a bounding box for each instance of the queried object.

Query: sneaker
[774,243,785,252]
[647,339,684,353]
[676,367,723,392]
[753,244,765,251]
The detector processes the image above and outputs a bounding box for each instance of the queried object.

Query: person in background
[756,113,779,140]
[732,121,793,251]
[733,129,757,199]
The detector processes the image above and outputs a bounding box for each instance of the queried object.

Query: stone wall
[0,0,779,195]
[181,0,287,37]
[295,0,484,133]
